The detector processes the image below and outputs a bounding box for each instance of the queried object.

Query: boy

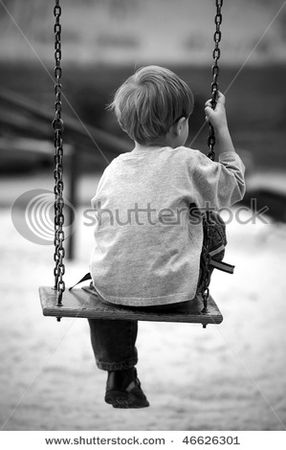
[88,66,246,409]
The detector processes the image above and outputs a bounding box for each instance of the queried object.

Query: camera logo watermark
[11,189,75,245]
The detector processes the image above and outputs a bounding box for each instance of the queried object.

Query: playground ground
[0,173,286,431]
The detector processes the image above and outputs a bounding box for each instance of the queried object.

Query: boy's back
[90,144,245,306]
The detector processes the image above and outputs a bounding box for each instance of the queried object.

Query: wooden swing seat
[39,286,223,326]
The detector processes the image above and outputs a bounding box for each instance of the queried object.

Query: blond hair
[109,65,194,145]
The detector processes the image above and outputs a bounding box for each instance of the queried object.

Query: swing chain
[53,0,65,305]
[207,0,223,161]
[201,0,223,316]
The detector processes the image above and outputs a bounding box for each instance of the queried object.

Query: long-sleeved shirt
[89,146,246,306]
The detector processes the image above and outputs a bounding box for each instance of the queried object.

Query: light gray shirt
[90,146,246,306]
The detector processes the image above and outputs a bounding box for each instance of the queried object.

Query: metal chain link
[201,0,223,316]
[207,0,223,161]
[53,0,65,306]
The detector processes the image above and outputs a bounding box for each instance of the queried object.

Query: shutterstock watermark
[11,189,75,245]
[11,190,270,245]
[83,199,270,227]
[219,199,270,225]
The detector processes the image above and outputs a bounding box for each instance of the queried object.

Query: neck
[134,142,162,152]
[134,137,178,151]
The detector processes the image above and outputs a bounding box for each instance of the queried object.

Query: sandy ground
[1,200,286,430]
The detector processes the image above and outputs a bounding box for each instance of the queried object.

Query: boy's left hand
[204,91,228,132]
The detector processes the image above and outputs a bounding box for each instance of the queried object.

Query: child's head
[109,65,194,147]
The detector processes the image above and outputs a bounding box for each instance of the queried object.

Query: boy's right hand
[204,91,228,132]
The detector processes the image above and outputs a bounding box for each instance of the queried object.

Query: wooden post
[67,146,79,260]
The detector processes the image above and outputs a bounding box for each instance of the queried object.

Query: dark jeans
[88,301,190,371]
[88,318,138,371]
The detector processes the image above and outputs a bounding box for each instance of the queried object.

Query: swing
[39,0,225,327]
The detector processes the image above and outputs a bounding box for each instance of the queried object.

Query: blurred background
[0,0,286,431]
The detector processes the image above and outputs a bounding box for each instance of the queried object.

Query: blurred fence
[0,88,131,258]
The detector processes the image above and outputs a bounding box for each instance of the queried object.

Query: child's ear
[175,117,187,136]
